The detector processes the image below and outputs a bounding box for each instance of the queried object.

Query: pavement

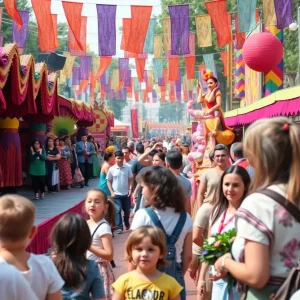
[20,178,197,297]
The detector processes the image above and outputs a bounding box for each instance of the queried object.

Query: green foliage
[159,102,185,122]
[107,99,127,120]
[200,229,237,265]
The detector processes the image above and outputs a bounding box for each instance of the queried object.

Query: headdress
[51,116,77,138]
[202,69,216,82]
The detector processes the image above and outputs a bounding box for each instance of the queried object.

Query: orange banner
[163,18,171,52]
[95,57,112,79]
[69,16,87,56]
[4,0,22,29]
[168,57,179,81]
[135,58,146,82]
[62,1,83,50]
[134,91,140,102]
[131,108,139,138]
[160,86,166,103]
[235,15,245,50]
[32,0,58,51]
[184,56,196,79]
[220,52,229,76]
[52,14,59,49]
[169,82,175,102]
[163,68,169,86]
[126,6,152,54]
[205,0,231,47]
[121,18,130,50]
[195,15,212,47]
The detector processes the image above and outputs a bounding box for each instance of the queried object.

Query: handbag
[241,189,300,300]
[73,166,84,184]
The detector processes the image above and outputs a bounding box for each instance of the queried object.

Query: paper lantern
[242,32,283,73]
[289,22,298,31]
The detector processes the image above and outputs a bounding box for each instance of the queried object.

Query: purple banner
[175,69,181,92]
[118,58,129,82]
[100,72,106,84]
[96,5,116,56]
[143,70,148,84]
[158,77,165,86]
[188,90,193,99]
[79,56,92,80]
[13,10,29,51]
[168,5,190,55]
[124,70,131,87]
[274,0,294,29]
[72,66,80,86]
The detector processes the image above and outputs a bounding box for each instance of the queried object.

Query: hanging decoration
[12,10,29,54]
[60,52,75,81]
[79,56,92,80]
[95,57,112,79]
[237,0,257,33]
[0,8,3,31]
[203,54,218,78]
[72,66,80,86]
[234,49,245,98]
[4,0,22,29]
[144,19,156,54]
[188,33,196,56]
[168,5,190,55]
[62,1,83,50]
[126,6,153,54]
[154,35,163,58]
[153,59,163,79]
[121,18,131,51]
[205,0,231,47]
[69,16,87,56]
[31,0,58,52]
[263,0,277,26]
[220,52,229,76]
[175,69,182,102]
[134,78,141,92]
[168,57,179,81]
[273,0,293,29]
[131,108,139,138]
[235,15,246,50]
[184,56,196,79]
[96,5,117,56]
[136,58,146,82]
[163,18,171,53]
[169,82,175,102]
[195,15,212,47]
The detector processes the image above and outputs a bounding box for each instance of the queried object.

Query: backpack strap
[91,221,106,239]
[168,213,187,245]
[260,189,300,223]
[145,207,167,235]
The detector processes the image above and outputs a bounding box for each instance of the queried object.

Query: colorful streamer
[195,15,212,47]
[131,108,139,138]
[237,0,257,33]
[274,0,293,29]
[234,49,245,98]
[184,56,196,79]
[154,35,163,58]
[153,59,163,79]
[79,56,92,80]
[118,58,129,83]
[163,18,171,52]
[220,52,229,76]
[72,66,80,86]
[136,58,146,82]
[263,0,277,26]
[143,19,156,54]
[168,57,179,81]
[4,0,22,29]
[96,5,117,56]
[69,16,87,56]
[168,5,190,55]
[12,10,29,53]
[95,57,112,79]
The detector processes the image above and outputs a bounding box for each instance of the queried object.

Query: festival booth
[111,119,131,137]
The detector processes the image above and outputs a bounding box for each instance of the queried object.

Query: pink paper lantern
[242,32,283,73]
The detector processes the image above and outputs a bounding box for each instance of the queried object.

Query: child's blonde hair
[0,194,35,241]
[126,226,167,268]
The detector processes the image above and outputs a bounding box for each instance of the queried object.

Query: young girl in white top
[112,226,182,300]
[131,166,193,300]
[198,165,250,300]
[85,189,116,300]
[214,117,300,300]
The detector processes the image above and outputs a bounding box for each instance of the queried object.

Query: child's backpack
[145,207,186,277]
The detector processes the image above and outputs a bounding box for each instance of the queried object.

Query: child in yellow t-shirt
[112,226,182,300]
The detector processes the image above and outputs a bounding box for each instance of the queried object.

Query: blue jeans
[175,263,186,300]
[114,195,131,231]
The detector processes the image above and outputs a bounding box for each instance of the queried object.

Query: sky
[49,0,162,58]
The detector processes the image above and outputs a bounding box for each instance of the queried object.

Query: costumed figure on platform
[187,70,235,217]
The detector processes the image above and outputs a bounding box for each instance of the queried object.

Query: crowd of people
[1,116,300,300]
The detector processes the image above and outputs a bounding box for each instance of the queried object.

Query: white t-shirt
[131,207,193,262]
[0,264,38,300]
[0,254,64,300]
[86,219,112,262]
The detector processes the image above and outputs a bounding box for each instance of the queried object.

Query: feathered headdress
[202,69,216,82]
[51,116,77,138]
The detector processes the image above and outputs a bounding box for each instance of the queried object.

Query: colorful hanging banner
[274,0,293,29]
[264,26,284,95]
[32,0,58,52]
[69,16,87,56]
[12,10,29,54]
[154,35,163,58]
[131,108,139,138]
[220,52,229,76]
[237,0,257,33]
[0,8,3,31]
[205,0,231,47]
[263,0,277,26]
[92,56,100,74]
[198,65,208,93]
[184,56,196,79]
[72,66,80,86]
[79,56,92,80]
[96,5,117,56]
[95,57,112,79]
[168,57,179,81]
[62,1,83,50]
[134,78,141,92]
[195,15,212,47]
[52,14,59,49]
[121,18,130,51]
[188,33,196,56]
[118,58,129,83]
[203,54,218,78]
[136,58,146,82]
[126,6,153,54]
[4,0,22,29]
[168,5,190,55]
[153,59,163,79]
[111,69,119,91]
[235,15,246,49]
[61,52,75,79]
[175,68,182,103]
[163,18,171,52]
[234,49,245,98]
[124,70,132,88]
[143,18,156,54]
[148,70,154,89]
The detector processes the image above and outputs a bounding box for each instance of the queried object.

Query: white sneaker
[116,229,123,234]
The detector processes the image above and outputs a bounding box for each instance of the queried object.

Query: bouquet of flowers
[200,229,236,265]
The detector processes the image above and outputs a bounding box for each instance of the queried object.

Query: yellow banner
[263,0,277,26]
[163,18,171,52]
[92,56,100,74]
[111,69,119,91]
[148,70,154,87]
[154,35,163,58]
[195,15,212,48]
[59,72,66,84]
[62,52,76,78]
